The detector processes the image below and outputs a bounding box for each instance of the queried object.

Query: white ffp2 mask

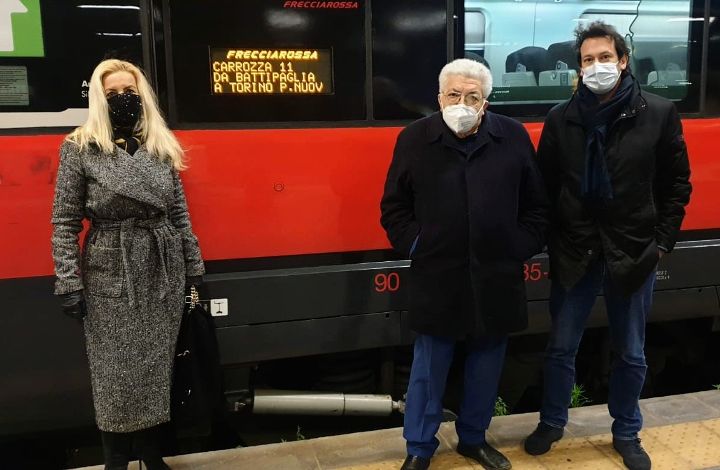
[442,104,481,136]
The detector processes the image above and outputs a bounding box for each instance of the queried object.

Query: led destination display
[210,48,333,95]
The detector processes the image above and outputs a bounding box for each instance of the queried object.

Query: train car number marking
[374,272,400,293]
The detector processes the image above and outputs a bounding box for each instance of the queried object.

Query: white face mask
[442,104,482,136]
[582,61,621,94]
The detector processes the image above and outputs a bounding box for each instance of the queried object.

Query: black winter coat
[380,111,549,338]
[537,82,691,295]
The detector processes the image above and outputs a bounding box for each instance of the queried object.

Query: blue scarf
[577,74,635,201]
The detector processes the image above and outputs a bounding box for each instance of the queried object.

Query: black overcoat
[380,111,549,338]
[537,83,692,295]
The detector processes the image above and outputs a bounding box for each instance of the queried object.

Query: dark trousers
[540,259,655,439]
[403,333,508,458]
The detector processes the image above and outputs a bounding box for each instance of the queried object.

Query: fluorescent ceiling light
[666,17,705,22]
[78,5,141,10]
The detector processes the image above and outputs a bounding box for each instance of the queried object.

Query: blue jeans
[404,333,508,458]
[540,260,655,439]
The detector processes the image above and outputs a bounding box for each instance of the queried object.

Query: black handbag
[171,285,224,438]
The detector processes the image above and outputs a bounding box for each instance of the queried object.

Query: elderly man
[523,22,691,470]
[381,58,549,470]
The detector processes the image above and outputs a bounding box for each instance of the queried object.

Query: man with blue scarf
[523,21,691,470]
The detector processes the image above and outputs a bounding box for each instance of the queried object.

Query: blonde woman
[51,59,204,470]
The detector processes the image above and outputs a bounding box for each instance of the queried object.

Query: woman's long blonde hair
[66,59,186,170]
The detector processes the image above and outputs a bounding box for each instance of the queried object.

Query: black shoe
[523,422,564,455]
[613,438,651,470]
[141,459,171,470]
[400,455,430,470]
[101,431,132,470]
[457,442,511,470]
[134,425,171,470]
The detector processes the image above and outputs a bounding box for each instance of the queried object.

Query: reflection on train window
[464,0,694,107]
[0,0,143,129]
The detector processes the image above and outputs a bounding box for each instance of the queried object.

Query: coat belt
[91,216,172,307]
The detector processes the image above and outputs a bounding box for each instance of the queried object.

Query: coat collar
[564,76,646,125]
[88,144,170,211]
[425,110,504,144]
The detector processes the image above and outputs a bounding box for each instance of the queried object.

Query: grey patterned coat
[51,140,205,432]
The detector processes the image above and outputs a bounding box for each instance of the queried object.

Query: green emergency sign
[0,0,44,57]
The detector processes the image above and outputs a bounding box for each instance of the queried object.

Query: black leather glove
[61,290,87,321]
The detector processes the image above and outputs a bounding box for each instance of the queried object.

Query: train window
[463,0,702,117]
[0,1,143,130]
[464,10,485,58]
[165,0,366,125]
[705,9,720,116]
[371,0,448,120]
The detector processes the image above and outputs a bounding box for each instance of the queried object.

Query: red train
[1,0,719,439]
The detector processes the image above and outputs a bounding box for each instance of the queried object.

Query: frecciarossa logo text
[283,1,360,8]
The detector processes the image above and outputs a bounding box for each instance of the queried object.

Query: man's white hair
[438,58,493,99]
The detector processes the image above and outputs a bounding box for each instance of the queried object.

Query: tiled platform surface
[77,391,720,470]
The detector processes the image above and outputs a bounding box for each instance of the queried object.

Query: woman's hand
[61,290,87,321]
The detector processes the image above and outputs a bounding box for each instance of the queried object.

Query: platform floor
[77,391,720,470]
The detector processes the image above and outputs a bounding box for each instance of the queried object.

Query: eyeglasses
[442,91,484,107]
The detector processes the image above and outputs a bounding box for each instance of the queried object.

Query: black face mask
[107,92,142,129]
